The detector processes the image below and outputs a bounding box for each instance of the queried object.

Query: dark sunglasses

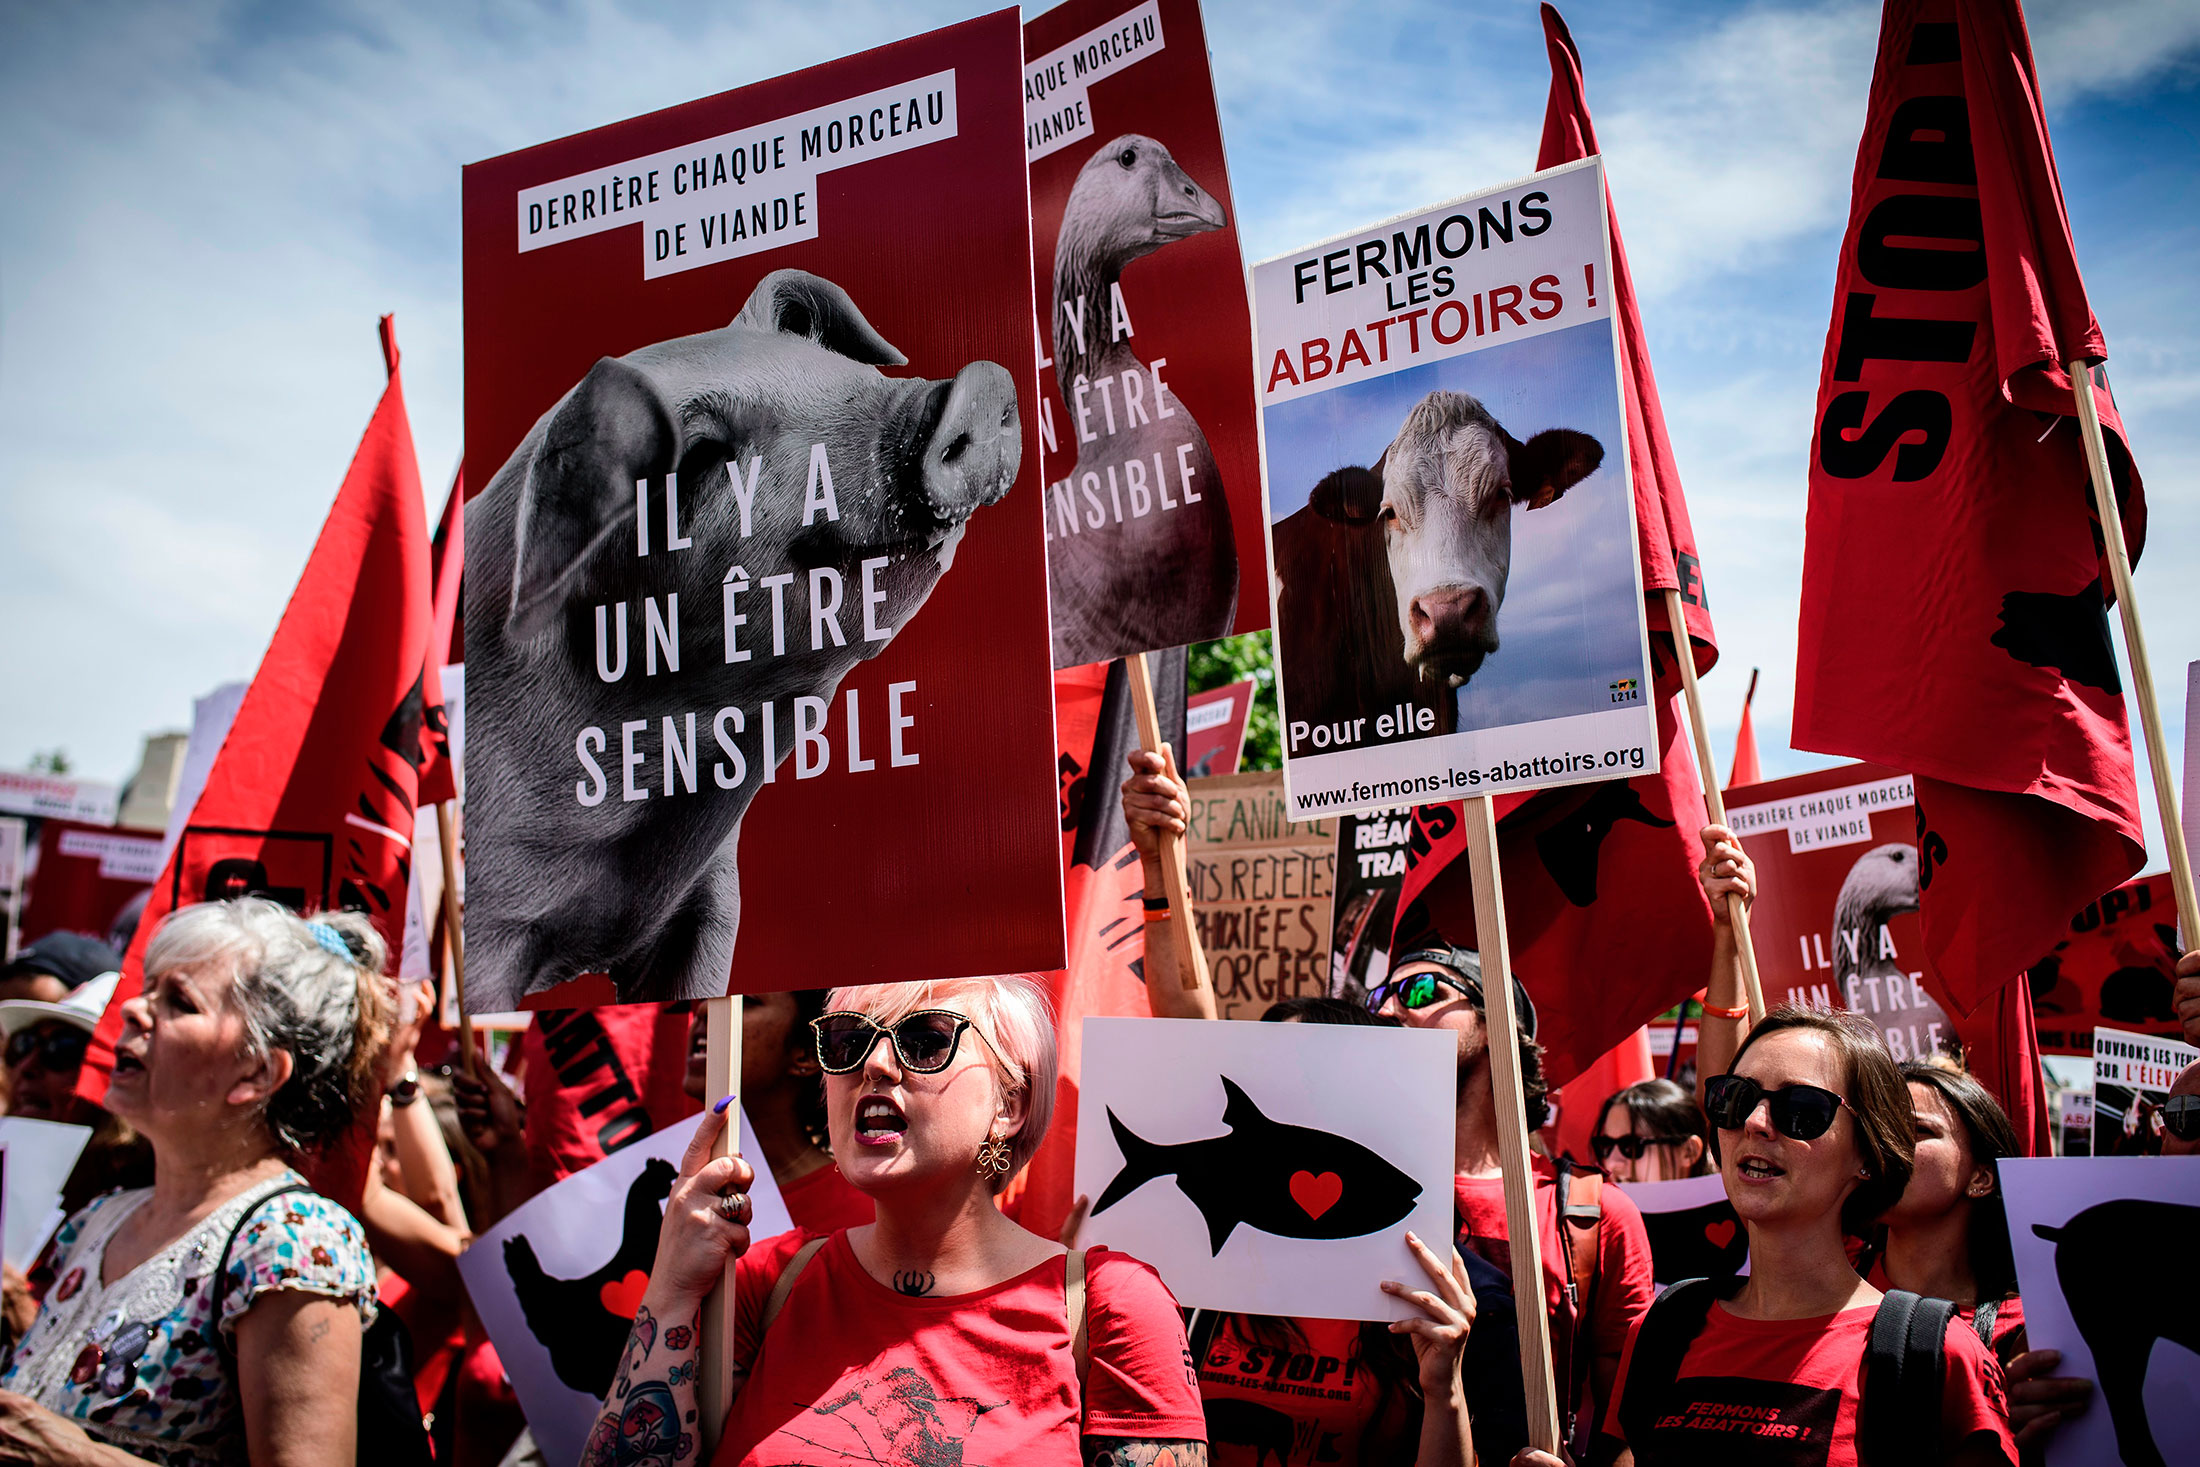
[2166,1094,2200,1142]
[1364,971,1472,1014]
[811,1010,997,1075]
[1704,1073,1855,1142]
[1592,1132,1691,1162]
[6,1027,88,1070]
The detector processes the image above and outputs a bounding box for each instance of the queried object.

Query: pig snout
[920,361,1020,519]
[1407,585,1494,688]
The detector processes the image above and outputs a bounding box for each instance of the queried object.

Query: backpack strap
[1550,1161,1604,1448]
[1615,1277,1724,1452]
[1065,1247,1091,1399]
[210,1181,316,1359]
[756,1235,828,1341]
[1859,1288,1954,1467]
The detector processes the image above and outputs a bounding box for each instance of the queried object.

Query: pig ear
[1507,428,1603,510]
[1308,455,1385,525]
[506,356,678,642]
[735,269,907,367]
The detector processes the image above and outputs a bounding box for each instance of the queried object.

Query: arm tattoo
[583,1303,706,1466]
[1085,1439,1210,1467]
[891,1270,937,1297]
[305,1317,330,1344]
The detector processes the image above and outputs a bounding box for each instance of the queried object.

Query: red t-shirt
[716,1230,1207,1467]
[1859,1261,2027,1366]
[1602,1300,2017,1466]
[1198,1316,1394,1467]
[1454,1159,1654,1423]
[778,1162,876,1236]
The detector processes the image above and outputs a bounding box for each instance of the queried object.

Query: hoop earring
[974,1135,1013,1179]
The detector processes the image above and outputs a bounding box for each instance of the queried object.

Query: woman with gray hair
[0,898,390,1466]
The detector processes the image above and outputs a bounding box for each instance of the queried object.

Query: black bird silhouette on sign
[1094,1076,1422,1254]
[2032,1198,2200,1467]
[1990,580,2121,693]
[504,1157,676,1396]
[1533,783,1675,908]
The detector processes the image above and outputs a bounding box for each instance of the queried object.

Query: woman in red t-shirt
[583,974,1208,1467]
[1516,1007,2017,1467]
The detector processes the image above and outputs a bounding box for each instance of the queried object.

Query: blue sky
[1,0,2195,871]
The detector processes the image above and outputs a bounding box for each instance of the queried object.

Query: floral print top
[1,1172,377,1466]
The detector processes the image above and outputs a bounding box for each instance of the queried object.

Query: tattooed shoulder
[1085,1438,1210,1467]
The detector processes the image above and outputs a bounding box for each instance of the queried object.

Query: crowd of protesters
[0,748,2191,1467]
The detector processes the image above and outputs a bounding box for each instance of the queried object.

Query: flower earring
[975,1133,1013,1179]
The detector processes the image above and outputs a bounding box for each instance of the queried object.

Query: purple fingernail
[715,1095,734,1113]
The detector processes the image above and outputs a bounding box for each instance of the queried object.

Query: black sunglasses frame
[1704,1073,1855,1142]
[2164,1093,2200,1142]
[1364,970,1473,1014]
[5,1026,89,1070]
[1591,1132,1693,1162]
[810,1010,999,1076]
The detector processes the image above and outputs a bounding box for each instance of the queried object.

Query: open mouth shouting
[111,1048,147,1079]
[855,1094,909,1146]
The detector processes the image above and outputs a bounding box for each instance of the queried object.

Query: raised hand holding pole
[697,996,745,1452]
[1127,651,1209,993]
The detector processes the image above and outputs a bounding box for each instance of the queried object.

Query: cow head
[1309,391,1601,688]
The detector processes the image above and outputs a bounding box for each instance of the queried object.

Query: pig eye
[1117,147,1138,169]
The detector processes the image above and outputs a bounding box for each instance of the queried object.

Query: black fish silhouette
[1093,1076,1423,1254]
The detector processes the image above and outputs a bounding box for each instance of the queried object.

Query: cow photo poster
[1251,159,1658,822]
[1024,0,1266,667]
[460,13,1066,1012]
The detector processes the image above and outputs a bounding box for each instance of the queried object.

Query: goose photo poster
[1024,0,1269,668]
[458,12,1065,1015]
[1070,1016,1455,1320]
[1252,159,1659,824]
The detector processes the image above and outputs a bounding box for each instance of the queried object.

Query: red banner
[1793,0,2146,1010]
[519,1002,700,1192]
[1183,680,1253,778]
[2026,873,2185,1057]
[19,820,159,948]
[459,12,1064,1012]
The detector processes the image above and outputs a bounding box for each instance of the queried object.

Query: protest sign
[2090,1026,2197,1157]
[1184,771,1334,1020]
[17,820,160,950]
[0,773,117,827]
[0,1117,92,1271]
[2003,1157,2200,1467]
[2027,874,2186,1056]
[1612,1174,1746,1288]
[1330,805,1414,1002]
[2056,1090,2094,1157]
[1073,1016,1454,1319]
[1251,158,1656,822]
[458,1108,790,1464]
[1184,680,1253,778]
[1023,0,1266,666]
[460,12,1063,1012]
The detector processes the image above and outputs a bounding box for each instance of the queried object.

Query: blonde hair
[825,975,1057,1192]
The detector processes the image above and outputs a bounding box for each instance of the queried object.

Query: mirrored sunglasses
[1363,971,1472,1014]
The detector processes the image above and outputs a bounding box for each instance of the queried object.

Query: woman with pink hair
[583,975,1209,1467]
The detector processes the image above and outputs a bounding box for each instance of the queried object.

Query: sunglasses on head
[1591,1132,1691,1162]
[2166,1094,2200,1142]
[5,1027,88,1071]
[1364,971,1473,1014]
[811,1010,997,1076]
[1704,1073,1855,1141]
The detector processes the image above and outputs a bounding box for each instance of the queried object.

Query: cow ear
[1508,428,1603,510]
[1309,464,1384,524]
[735,269,907,367]
[506,355,678,642]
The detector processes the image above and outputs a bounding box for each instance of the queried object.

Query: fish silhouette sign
[1094,1075,1422,1254]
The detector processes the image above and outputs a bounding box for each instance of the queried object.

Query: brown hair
[1898,1059,2020,1300]
[1595,1078,1713,1176]
[1715,1006,1915,1236]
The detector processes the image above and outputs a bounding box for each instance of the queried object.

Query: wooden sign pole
[1126,652,1210,993]
[1460,795,1562,1453]
[2068,360,2200,937]
[432,800,476,1075]
[697,995,745,1451]
[1661,588,1768,1023]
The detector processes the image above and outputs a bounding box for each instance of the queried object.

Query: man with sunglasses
[1371,946,1654,1460]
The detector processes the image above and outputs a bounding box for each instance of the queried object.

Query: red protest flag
[1793,0,2146,1011]
[1727,669,1763,791]
[79,319,444,1208]
[415,470,462,807]
[1537,3,1716,688]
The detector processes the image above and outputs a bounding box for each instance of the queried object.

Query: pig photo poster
[2002,1157,2200,1467]
[1072,1016,1455,1319]
[1024,0,1267,667]
[1251,159,1658,822]
[2090,1026,2198,1157]
[460,12,1066,1013]
[457,1110,791,1466]
[1723,763,1956,1061]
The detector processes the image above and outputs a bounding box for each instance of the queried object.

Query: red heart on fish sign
[1290,1171,1344,1221]
[1704,1220,1736,1250]
[599,1270,650,1319]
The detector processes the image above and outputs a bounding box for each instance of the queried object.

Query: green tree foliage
[1186,630,1280,771]
[27,748,71,775]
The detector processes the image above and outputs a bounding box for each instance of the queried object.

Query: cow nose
[1409,586,1488,646]
[921,361,1021,518]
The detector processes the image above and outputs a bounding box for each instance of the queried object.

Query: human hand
[2005,1349,2091,1450]
[1381,1232,1476,1397]
[0,1267,32,1343]
[377,980,429,1089]
[644,1101,759,1311]
[0,1388,112,1464]
[1509,1451,1568,1467]
[2174,949,2200,1049]
[453,1065,525,1155]
[1698,824,1755,925]
[1122,747,1189,868]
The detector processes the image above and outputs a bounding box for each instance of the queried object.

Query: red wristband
[1700,1002,1750,1021]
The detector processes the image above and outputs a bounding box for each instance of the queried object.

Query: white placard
[1022,0,1165,160]
[2002,1157,2200,1467]
[55,829,163,882]
[1726,774,1915,855]
[0,772,118,826]
[0,1118,93,1271]
[1072,1016,1455,1320]
[456,1110,790,1465]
